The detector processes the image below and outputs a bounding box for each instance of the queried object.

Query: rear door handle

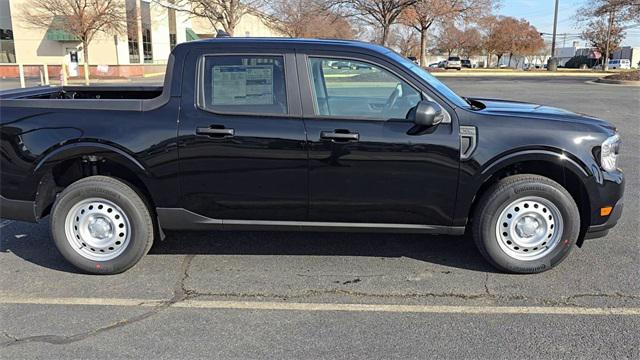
[320,131,359,142]
[196,127,235,138]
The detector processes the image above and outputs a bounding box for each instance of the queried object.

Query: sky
[497,0,640,48]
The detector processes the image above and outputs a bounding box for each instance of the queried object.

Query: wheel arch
[32,142,155,220]
[465,149,593,246]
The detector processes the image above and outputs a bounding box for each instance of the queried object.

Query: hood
[468,98,615,130]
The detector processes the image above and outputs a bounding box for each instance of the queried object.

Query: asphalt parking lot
[1,76,639,359]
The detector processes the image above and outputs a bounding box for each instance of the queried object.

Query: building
[190,13,280,39]
[611,46,640,68]
[553,41,589,67]
[0,0,280,68]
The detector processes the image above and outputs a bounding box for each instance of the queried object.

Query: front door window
[307,57,421,120]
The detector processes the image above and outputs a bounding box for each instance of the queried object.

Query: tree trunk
[83,40,90,85]
[381,25,389,46]
[83,40,90,65]
[508,52,512,67]
[496,54,503,67]
[225,23,234,36]
[419,29,427,67]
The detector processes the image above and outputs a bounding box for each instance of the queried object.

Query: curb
[142,72,165,78]
[595,78,640,86]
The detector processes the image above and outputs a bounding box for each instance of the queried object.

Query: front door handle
[196,127,235,138]
[320,130,359,142]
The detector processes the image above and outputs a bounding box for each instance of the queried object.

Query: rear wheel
[50,176,154,274]
[472,174,580,273]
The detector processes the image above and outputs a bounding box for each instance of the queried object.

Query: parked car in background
[428,62,440,68]
[461,59,473,68]
[352,63,372,70]
[608,59,631,70]
[0,38,624,275]
[444,56,462,70]
[332,61,352,69]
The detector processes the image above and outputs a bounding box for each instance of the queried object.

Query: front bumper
[0,195,37,222]
[584,198,623,240]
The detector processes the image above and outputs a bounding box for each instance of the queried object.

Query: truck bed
[0,85,168,112]
[0,85,163,100]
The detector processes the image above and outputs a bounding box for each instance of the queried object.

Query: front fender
[454,148,597,227]
[480,149,592,181]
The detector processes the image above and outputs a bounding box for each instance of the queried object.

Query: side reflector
[600,207,613,216]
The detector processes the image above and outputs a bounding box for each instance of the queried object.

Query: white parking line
[1,296,639,316]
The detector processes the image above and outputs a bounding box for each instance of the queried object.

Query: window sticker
[212,65,274,105]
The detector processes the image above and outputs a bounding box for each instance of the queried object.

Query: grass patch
[604,70,640,81]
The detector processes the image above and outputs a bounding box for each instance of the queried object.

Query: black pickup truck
[0,38,624,274]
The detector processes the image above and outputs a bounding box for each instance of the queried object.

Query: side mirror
[413,100,444,128]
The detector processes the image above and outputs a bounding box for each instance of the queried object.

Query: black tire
[50,176,154,274]
[472,174,580,273]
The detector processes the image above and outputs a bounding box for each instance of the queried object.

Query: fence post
[43,64,50,85]
[18,64,26,88]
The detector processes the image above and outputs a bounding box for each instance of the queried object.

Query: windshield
[449,57,460,61]
[385,51,470,108]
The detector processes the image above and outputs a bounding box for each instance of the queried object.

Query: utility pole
[603,9,614,71]
[548,0,559,71]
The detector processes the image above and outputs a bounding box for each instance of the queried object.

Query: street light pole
[603,10,614,71]
[548,0,559,71]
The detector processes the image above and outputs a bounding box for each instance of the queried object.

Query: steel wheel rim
[495,196,564,261]
[64,197,131,261]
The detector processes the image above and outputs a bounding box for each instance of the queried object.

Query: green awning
[46,28,79,41]
[46,16,79,41]
[186,28,199,41]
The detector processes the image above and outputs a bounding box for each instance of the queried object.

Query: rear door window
[199,55,288,115]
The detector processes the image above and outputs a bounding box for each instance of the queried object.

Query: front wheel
[50,176,154,274]
[472,175,580,273]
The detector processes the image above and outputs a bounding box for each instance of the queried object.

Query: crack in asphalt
[0,255,195,348]
[483,273,491,296]
[2,331,18,342]
[1,256,638,348]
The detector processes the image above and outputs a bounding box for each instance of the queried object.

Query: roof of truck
[185,37,391,53]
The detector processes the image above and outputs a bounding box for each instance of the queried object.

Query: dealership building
[0,0,279,70]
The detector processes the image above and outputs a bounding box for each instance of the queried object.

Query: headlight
[600,134,621,172]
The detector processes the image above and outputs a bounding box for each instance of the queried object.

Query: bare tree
[328,0,417,46]
[576,0,638,70]
[478,16,544,68]
[436,24,481,57]
[21,0,125,64]
[392,26,420,57]
[582,17,625,65]
[478,15,512,67]
[400,0,494,66]
[511,20,544,68]
[264,0,355,38]
[167,0,265,36]
[435,24,463,56]
[458,27,482,58]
